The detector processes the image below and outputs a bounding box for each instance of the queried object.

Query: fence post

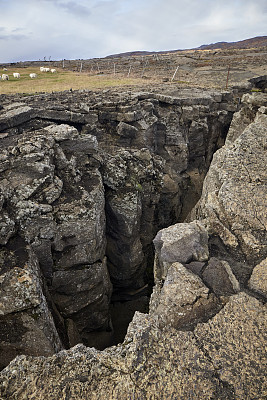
[127,65,132,77]
[141,60,148,78]
[171,66,179,82]
[226,65,230,89]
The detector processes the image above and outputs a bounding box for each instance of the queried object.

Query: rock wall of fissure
[0,88,235,367]
[0,90,266,400]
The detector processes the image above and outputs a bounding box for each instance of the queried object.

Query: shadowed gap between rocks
[105,122,234,345]
[106,171,221,345]
[0,88,237,359]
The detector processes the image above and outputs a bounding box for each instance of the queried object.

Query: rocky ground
[0,89,266,399]
[0,52,266,398]
[2,46,267,92]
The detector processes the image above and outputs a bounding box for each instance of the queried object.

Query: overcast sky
[0,0,266,63]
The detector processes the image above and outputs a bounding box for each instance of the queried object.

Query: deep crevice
[0,88,237,358]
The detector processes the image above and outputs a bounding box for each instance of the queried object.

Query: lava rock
[202,257,240,296]
[248,257,267,298]
[153,220,209,282]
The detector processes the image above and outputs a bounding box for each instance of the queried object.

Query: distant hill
[195,36,267,50]
[106,50,156,58]
[106,36,267,58]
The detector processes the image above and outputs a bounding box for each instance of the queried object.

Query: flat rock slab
[0,104,34,131]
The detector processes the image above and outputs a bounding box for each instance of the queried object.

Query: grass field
[0,66,147,94]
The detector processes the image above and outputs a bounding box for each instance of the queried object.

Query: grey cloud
[12,27,25,33]
[0,25,29,41]
[42,0,91,17]
[0,0,266,63]
[0,33,29,41]
[58,1,91,17]
[41,0,61,3]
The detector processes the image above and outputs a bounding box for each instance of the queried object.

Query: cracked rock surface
[0,88,266,398]
[0,291,265,399]
[191,92,267,268]
[0,87,235,363]
[0,248,63,370]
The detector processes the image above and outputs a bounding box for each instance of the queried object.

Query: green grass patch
[0,66,147,94]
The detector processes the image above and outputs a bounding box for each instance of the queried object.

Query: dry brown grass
[0,66,148,94]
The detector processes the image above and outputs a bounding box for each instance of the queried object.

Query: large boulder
[153,220,209,282]
[150,262,221,330]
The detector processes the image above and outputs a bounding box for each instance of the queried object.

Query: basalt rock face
[0,89,267,400]
[0,247,63,370]
[190,92,267,277]
[0,91,266,397]
[0,122,112,355]
[0,89,234,290]
[0,87,235,362]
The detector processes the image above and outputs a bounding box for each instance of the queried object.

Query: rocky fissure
[0,87,236,362]
[0,86,266,398]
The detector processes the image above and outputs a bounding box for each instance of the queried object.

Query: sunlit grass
[0,67,148,94]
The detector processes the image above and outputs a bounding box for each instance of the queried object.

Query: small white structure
[29,73,37,79]
[2,74,9,80]
[3,68,8,71]
[13,72,20,79]
[51,69,56,73]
